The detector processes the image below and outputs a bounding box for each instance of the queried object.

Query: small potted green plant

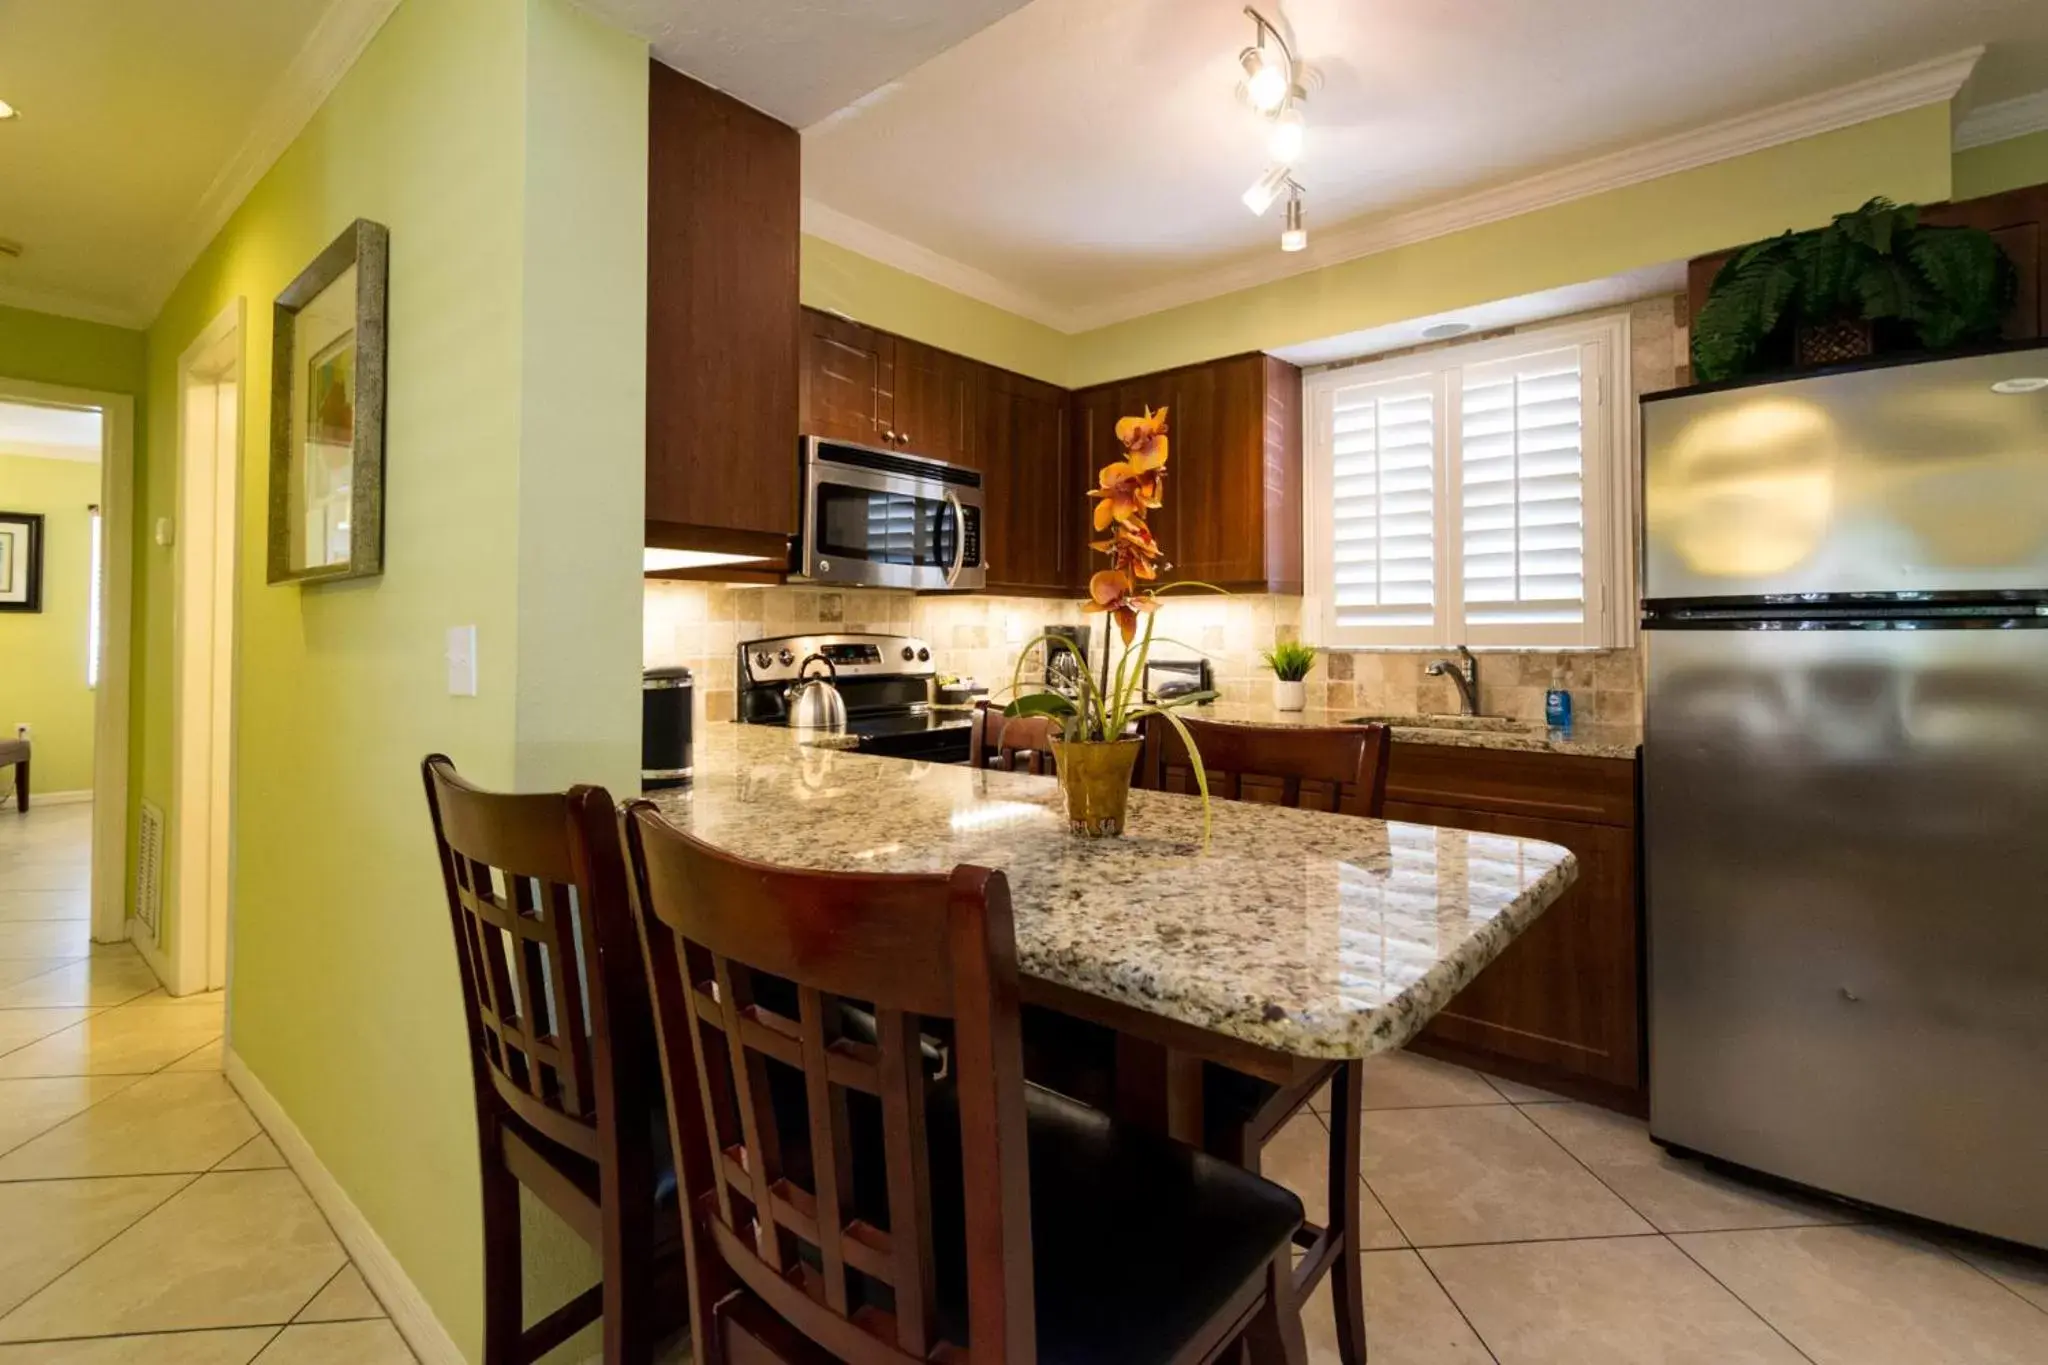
[1262,641,1318,712]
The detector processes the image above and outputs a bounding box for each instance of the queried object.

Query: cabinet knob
[898,433,910,444]
[884,428,899,442]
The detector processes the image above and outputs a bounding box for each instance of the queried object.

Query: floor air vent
[135,800,165,940]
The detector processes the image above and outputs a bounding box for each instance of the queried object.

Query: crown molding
[133,0,402,328]
[803,48,1982,337]
[799,198,1075,331]
[1955,89,2048,151]
[0,282,149,330]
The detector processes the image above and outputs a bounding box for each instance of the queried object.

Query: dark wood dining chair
[968,701,1059,775]
[421,756,685,1365]
[621,801,1310,1365]
[1138,717,1393,1365]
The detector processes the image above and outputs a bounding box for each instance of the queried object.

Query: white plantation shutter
[1459,347,1587,632]
[1327,376,1440,638]
[1307,317,1629,650]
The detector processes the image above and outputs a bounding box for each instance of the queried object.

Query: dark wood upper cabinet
[892,338,980,468]
[1069,354,1303,594]
[645,61,800,557]
[980,370,1070,594]
[800,309,896,447]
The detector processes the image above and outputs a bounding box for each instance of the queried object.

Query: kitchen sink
[1343,713,1531,733]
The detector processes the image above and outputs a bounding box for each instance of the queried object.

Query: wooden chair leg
[480,1122,528,1365]
[1327,1059,1369,1365]
[15,758,27,811]
[600,1206,656,1363]
[1240,1250,1308,1365]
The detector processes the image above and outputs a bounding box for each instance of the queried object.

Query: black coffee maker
[641,667,693,790]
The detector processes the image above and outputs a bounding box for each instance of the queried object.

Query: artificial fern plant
[1692,198,2017,383]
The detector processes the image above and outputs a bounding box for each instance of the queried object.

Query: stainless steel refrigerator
[1641,344,2048,1250]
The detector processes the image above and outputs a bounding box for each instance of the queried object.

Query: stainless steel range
[737,632,972,764]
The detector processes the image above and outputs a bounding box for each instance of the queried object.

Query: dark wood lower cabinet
[1383,742,1645,1115]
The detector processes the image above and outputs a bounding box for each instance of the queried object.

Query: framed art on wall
[267,217,389,585]
[0,512,44,612]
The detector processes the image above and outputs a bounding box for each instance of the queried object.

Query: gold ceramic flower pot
[1049,737,1142,837]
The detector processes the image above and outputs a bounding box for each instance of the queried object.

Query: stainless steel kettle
[785,654,848,732]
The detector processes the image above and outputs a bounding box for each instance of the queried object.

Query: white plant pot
[1273,679,1307,712]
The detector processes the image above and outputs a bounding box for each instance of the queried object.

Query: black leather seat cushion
[926,1083,1302,1365]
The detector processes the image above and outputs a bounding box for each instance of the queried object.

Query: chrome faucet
[1425,646,1480,716]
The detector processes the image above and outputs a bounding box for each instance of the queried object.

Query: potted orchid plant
[1004,407,1215,837]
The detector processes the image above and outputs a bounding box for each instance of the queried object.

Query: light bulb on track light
[1242,47,1290,113]
[1270,105,1305,163]
[1281,190,1307,252]
[1243,165,1290,216]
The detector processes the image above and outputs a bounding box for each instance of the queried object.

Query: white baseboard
[10,789,93,807]
[225,1047,467,1365]
[128,919,176,985]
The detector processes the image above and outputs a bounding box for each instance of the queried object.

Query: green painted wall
[1954,129,2048,201]
[0,453,100,794]
[801,233,1070,386]
[134,0,645,1356]
[0,304,146,397]
[1066,104,1954,385]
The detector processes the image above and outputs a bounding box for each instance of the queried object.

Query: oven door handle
[943,491,968,588]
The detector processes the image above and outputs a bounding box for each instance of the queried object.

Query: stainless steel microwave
[799,437,986,591]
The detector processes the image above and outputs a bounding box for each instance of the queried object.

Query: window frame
[1303,313,1636,652]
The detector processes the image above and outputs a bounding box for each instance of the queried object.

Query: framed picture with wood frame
[267,218,389,584]
[0,511,44,613]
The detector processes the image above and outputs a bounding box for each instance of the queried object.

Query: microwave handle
[943,491,968,588]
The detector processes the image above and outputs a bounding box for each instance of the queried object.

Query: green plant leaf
[1693,233,1799,382]
[1905,226,2015,348]
[1260,641,1319,681]
[1151,690,1220,709]
[1004,692,1079,719]
[1130,705,1213,845]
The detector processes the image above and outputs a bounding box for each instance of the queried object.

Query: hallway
[0,803,419,1363]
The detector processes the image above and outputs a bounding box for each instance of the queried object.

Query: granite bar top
[1183,702,1642,761]
[649,724,1577,1061]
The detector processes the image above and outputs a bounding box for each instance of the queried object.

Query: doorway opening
[0,379,136,953]
[165,299,246,997]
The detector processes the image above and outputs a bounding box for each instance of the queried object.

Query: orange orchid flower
[1088,405,1171,530]
[1083,568,1159,646]
[1117,406,1169,461]
[1091,519,1165,580]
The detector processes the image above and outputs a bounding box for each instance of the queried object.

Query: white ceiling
[0,0,391,327]
[0,401,103,463]
[800,0,2048,329]
[573,0,1035,128]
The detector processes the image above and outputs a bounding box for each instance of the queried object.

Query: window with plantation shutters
[1305,315,1632,650]
[1329,377,1438,633]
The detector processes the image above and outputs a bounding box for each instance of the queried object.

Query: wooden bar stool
[421,756,685,1365]
[622,801,1311,1365]
[1140,717,1393,1365]
[968,701,1060,775]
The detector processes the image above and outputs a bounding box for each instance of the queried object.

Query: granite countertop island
[649,724,1578,1062]
[1184,701,1643,761]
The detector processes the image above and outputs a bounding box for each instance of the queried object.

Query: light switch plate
[446,626,478,697]
[154,517,175,548]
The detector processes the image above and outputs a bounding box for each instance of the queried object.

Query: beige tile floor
[9,802,2048,1363]
[0,804,418,1364]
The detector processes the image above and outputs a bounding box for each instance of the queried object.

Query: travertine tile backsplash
[645,582,1641,727]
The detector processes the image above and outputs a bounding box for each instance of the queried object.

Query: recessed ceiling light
[1421,322,1474,341]
[0,99,18,121]
[1990,377,2048,395]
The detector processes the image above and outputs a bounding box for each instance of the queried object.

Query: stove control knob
[753,652,772,669]
[901,646,917,662]
[816,558,832,574]
[917,648,930,662]
[778,648,796,667]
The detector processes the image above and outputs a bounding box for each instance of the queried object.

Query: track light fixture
[1237,9,1314,252]
[1281,188,1307,252]
[1243,165,1292,217]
